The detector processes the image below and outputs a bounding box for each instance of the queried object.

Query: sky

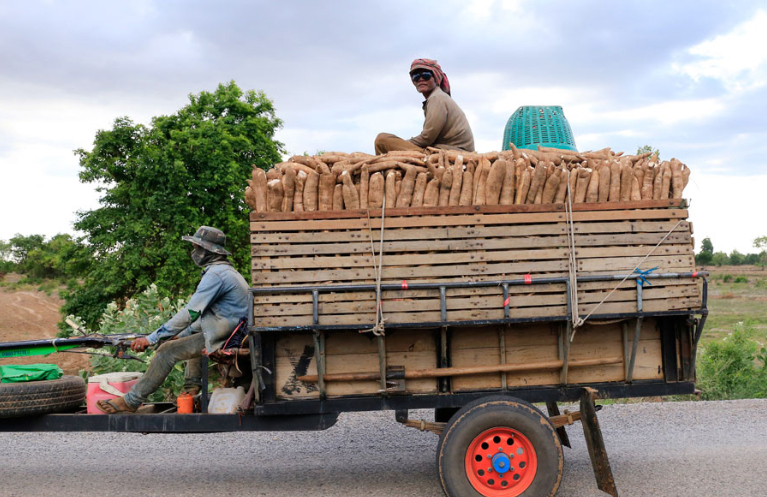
[1,0,765,255]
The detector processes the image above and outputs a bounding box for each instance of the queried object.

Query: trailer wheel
[437,396,563,497]
[0,375,86,418]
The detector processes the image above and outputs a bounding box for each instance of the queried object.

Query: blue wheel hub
[492,452,512,474]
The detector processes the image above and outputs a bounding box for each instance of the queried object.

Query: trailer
[0,200,707,497]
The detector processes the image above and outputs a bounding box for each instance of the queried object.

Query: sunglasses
[411,71,433,82]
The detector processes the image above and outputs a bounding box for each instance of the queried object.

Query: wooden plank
[250,209,687,232]
[451,320,663,391]
[273,329,438,399]
[252,279,699,306]
[253,244,693,271]
[253,259,571,284]
[255,285,700,318]
[255,297,701,328]
[252,221,689,245]
[250,199,685,222]
[252,231,691,257]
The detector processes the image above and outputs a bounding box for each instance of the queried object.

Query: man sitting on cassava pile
[375,58,475,154]
[97,226,250,414]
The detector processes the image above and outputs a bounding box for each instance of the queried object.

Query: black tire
[437,396,563,497]
[0,375,86,418]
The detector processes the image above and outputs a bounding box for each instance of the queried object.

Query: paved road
[2,399,767,497]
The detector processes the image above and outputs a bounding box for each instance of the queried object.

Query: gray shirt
[408,87,475,152]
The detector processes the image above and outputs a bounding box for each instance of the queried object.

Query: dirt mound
[0,286,89,376]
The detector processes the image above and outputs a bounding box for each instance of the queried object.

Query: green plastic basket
[502,106,577,152]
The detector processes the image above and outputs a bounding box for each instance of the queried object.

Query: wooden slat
[251,209,687,232]
[251,199,686,222]
[252,221,689,245]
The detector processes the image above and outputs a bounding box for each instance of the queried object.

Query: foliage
[755,236,767,269]
[711,251,729,266]
[65,81,283,326]
[74,285,190,402]
[734,275,749,284]
[695,251,713,266]
[697,322,767,400]
[637,144,659,159]
[0,234,92,280]
[700,237,713,254]
[0,239,14,275]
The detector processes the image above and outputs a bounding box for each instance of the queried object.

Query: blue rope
[634,266,659,287]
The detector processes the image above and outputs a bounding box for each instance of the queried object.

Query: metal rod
[627,318,643,383]
[298,356,624,382]
[560,322,571,385]
[439,327,449,393]
[253,308,707,333]
[250,271,709,295]
[377,335,387,394]
[313,332,326,400]
[502,284,510,319]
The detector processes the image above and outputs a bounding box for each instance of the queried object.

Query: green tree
[8,234,45,265]
[712,252,730,266]
[637,145,660,160]
[701,237,713,254]
[755,236,767,270]
[729,250,745,266]
[64,82,283,326]
[0,239,15,274]
[695,251,713,266]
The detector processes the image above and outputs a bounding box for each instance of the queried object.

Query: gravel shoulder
[2,399,767,497]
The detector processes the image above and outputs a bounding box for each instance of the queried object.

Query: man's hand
[131,337,151,352]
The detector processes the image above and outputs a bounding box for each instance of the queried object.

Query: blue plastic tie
[634,267,658,287]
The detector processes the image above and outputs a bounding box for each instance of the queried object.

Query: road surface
[1,399,766,496]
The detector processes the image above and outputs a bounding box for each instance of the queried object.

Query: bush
[71,285,193,402]
[722,274,733,283]
[734,276,749,284]
[697,322,767,400]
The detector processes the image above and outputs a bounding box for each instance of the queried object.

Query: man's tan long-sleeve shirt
[408,87,475,152]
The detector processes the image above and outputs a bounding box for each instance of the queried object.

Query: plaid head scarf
[410,58,451,96]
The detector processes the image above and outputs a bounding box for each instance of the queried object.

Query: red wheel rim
[465,427,538,497]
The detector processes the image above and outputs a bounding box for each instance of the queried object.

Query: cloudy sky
[1,0,765,254]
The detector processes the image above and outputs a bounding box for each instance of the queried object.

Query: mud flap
[580,387,618,497]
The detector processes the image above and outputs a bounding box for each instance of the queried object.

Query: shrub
[70,285,192,402]
[697,322,767,400]
[733,275,748,283]
[722,274,733,283]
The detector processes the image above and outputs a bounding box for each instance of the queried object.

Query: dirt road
[0,285,88,375]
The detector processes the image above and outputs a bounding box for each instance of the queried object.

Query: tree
[637,145,660,160]
[712,252,729,267]
[701,237,713,254]
[755,236,767,270]
[695,251,713,266]
[729,250,745,266]
[64,82,283,326]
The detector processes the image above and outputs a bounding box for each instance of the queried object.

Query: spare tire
[0,375,86,418]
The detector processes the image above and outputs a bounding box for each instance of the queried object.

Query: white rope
[362,196,387,336]
[564,170,583,332]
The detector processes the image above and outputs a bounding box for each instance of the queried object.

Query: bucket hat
[181,226,231,255]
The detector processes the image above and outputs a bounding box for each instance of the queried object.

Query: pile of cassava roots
[244,145,690,213]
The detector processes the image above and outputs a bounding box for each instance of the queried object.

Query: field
[702,265,767,342]
[0,274,89,375]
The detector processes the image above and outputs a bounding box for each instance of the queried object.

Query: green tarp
[0,364,63,383]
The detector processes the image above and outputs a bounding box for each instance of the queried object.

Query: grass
[702,266,767,343]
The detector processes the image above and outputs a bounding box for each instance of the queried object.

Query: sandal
[96,397,138,414]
